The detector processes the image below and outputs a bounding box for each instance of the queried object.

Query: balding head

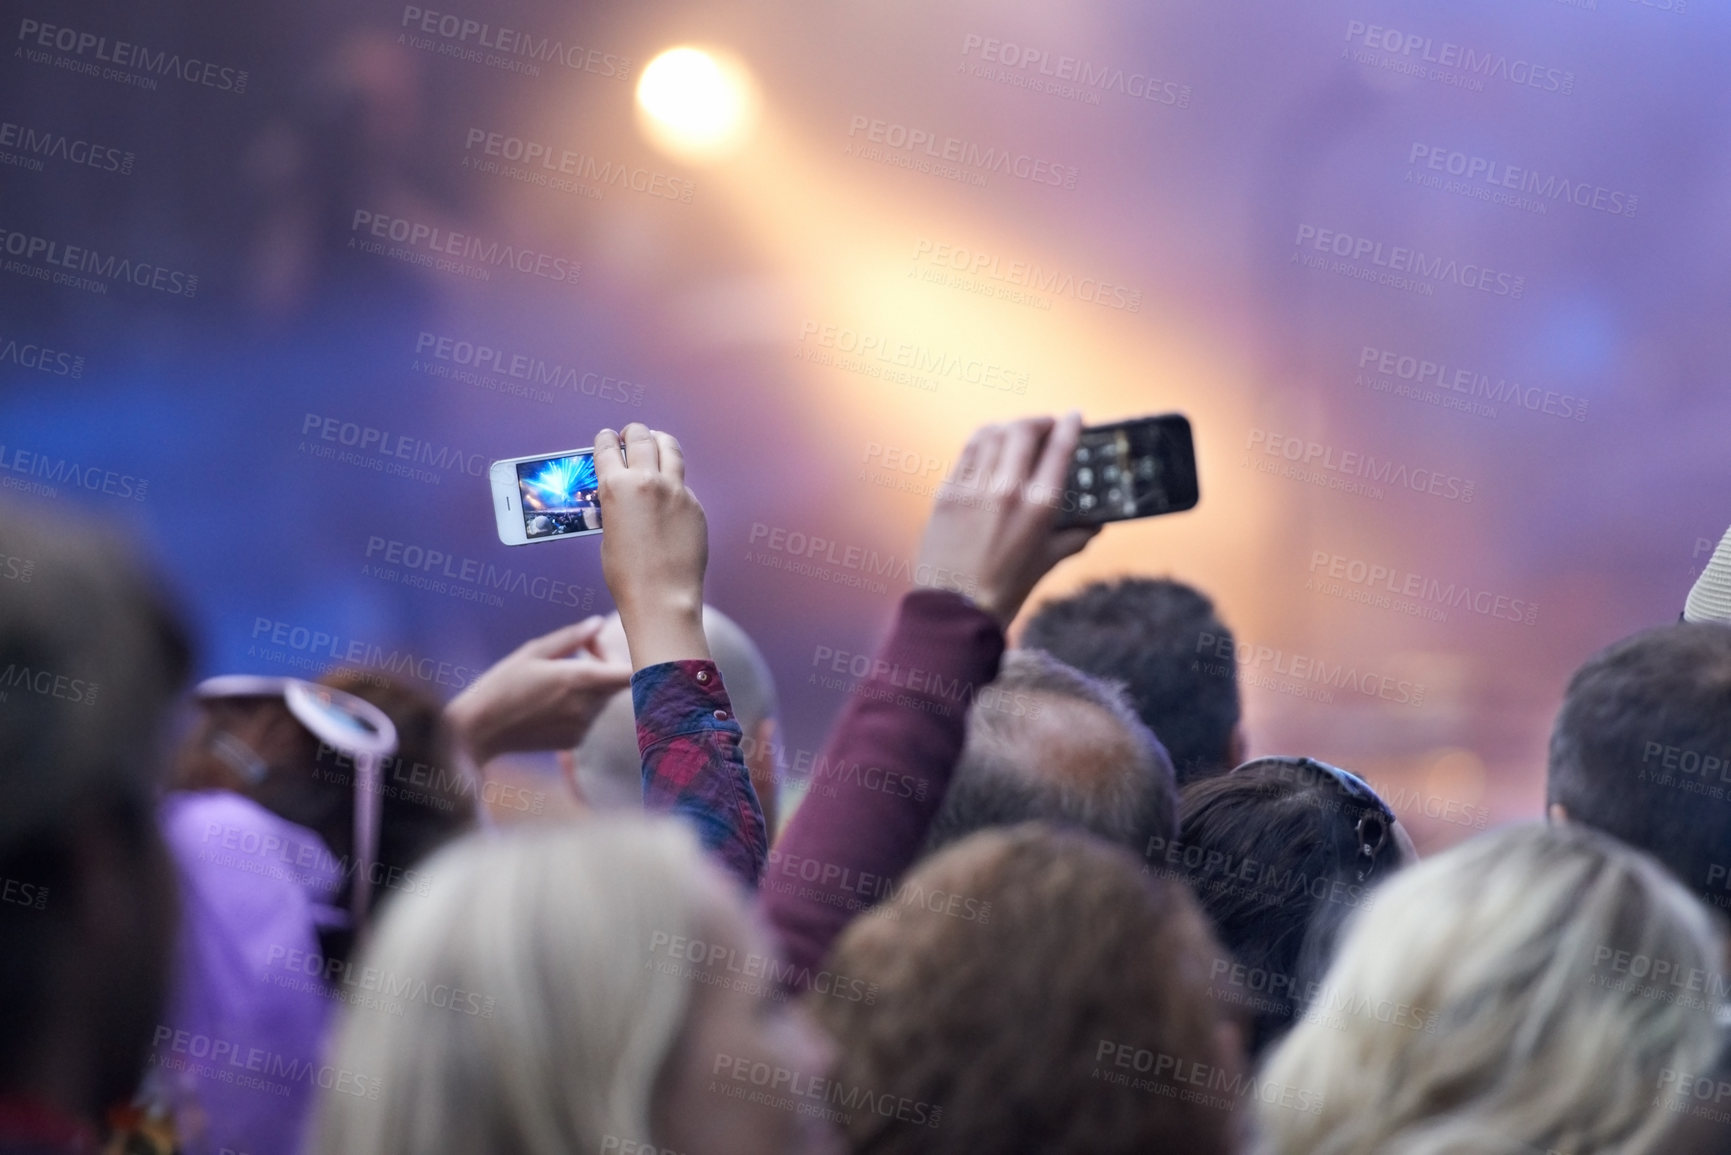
[923,649,1178,858]
[570,606,779,812]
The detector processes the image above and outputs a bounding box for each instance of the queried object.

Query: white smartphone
[489,448,603,546]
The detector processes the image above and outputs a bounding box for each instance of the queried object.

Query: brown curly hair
[811,823,1243,1155]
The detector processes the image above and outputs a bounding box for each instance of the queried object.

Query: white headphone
[194,675,399,929]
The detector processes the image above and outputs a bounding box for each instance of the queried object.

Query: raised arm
[594,423,767,887]
[763,414,1099,983]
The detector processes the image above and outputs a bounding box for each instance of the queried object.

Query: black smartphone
[1053,414,1199,529]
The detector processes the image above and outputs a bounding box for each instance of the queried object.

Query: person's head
[811,823,1242,1155]
[922,649,1177,858]
[1172,757,1416,1056]
[1020,577,1243,784]
[0,501,192,1120]
[1548,622,1731,912]
[561,606,781,827]
[172,667,480,969]
[313,816,838,1155]
[173,689,353,858]
[1258,823,1726,1155]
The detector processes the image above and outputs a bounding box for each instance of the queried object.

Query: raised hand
[914,412,1099,626]
[445,616,633,765]
[593,423,713,670]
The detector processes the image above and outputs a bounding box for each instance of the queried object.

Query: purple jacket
[149,664,765,1155]
[153,791,347,1155]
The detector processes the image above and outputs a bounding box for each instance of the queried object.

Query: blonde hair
[1257,822,1724,1155]
[312,816,711,1155]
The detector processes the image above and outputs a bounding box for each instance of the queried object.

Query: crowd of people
[4,413,1731,1155]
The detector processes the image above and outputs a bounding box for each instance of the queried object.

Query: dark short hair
[923,649,1177,858]
[1021,577,1240,785]
[813,824,1242,1155]
[1170,759,1407,1056]
[1548,622,1731,913]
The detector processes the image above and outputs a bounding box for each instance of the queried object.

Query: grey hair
[312,817,709,1155]
[922,648,1177,857]
[1256,822,1726,1155]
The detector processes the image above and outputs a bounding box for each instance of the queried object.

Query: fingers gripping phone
[1053,414,1200,529]
[490,448,602,545]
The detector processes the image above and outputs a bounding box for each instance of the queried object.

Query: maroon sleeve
[761,589,1004,988]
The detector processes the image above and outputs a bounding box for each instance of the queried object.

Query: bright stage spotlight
[636,46,760,164]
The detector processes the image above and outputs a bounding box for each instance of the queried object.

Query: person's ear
[1227,725,1247,768]
[1390,818,1420,866]
[557,749,588,809]
[1213,1016,1247,1069]
[172,716,252,793]
[257,705,307,751]
[1547,802,1569,825]
[231,705,309,803]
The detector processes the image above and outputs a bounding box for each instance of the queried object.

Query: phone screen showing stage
[515,451,601,538]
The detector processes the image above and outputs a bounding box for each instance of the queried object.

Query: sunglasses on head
[1233,755,1396,883]
[195,675,399,928]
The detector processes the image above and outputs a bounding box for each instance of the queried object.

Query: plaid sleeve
[632,659,767,889]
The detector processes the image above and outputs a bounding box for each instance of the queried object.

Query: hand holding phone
[914,414,1100,626]
[1053,413,1199,529]
[592,424,712,670]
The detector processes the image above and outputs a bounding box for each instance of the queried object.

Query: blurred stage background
[2,0,1725,851]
